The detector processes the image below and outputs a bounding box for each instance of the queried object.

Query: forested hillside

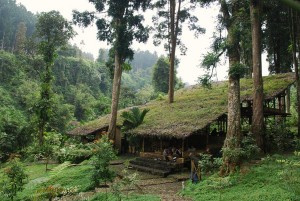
[0,0,173,161]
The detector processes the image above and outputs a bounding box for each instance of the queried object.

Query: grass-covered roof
[68,73,295,138]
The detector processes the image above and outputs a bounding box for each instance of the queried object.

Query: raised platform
[129,157,182,177]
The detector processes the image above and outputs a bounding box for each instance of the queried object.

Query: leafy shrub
[222,133,260,164]
[222,146,242,162]
[56,143,93,164]
[33,185,78,201]
[0,158,28,200]
[293,137,300,151]
[265,121,294,152]
[198,154,213,173]
[23,132,63,163]
[240,132,260,160]
[90,135,117,188]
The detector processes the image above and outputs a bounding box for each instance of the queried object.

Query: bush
[240,132,260,160]
[90,135,117,188]
[33,185,78,201]
[56,142,93,164]
[0,158,28,200]
[265,121,294,152]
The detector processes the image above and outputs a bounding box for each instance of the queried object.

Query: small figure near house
[189,153,201,183]
[163,148,172,161]
[172,147,182,157]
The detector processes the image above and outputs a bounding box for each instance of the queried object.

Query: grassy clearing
[182,153,300,201]
[16,162,93,200]
[1,157,161,201]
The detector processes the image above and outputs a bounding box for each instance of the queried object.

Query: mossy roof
[68,73,295,138]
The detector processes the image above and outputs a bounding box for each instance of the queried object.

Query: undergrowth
[182,153,300,201]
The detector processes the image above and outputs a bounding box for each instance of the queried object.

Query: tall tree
[73,0,151,140]
[0,0,36,51]
[199,0,245,174]
[35,11,75,145]
[288,2,300,136]
[152,56,171,93]
[221,0,243,174]
[264,0,292,73]
[14,22,27,55]
[152,0,204,103]
[250,0,264,150]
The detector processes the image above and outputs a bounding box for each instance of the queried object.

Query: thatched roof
[67,73,295,138]
[67,115,112,136]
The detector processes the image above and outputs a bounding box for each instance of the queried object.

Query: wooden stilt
[182,138,185,157]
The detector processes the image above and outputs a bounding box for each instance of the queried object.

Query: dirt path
[57,160,193,201]
[139,179,192,201]
[119,164,193,201]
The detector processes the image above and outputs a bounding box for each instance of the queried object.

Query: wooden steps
[129,157,181,177]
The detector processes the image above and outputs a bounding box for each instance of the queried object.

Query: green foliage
[0,158,28,201]
[0,0,36,52]
[198,51,222,87]
[198,154,213,173]
[120,107,149,149]
[198,74,212,88]
[201,52,220,71]
[240,133,260,160]
[56,142,93,164]
[23,132,62,164]
[42,132,63,171]
[35,11,75,58]
[121,107,150,131]
[90,135,117,188]
[228,63,247,79]
[265,120,295,152]
[221,137,242,164]
[183,154,300,201]
[73,0,151,66]
[222,133,260,165]
[33,185,78,201]
[0,50,18,84]
[152,56,170,93]
[0,96,30,162]
[35,10,75,145]
[264,0,293,73]
[14,162,92,200]
[152,0,205,54]
[111,168,139,200]
[134,85,157,105]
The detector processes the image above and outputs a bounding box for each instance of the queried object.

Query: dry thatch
[67,73,295,138]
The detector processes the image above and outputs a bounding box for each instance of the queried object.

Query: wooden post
[182,138,185,158]
[206,125,210,147]
[142,137,145,152]
[286,88,291,113]
[160,138,162,152]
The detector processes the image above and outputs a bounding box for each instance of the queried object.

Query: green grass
[182,153,300,201]
[2,153,299,201]
[16,161,93,200]
[70,73,295,139]
[1,157,160,201]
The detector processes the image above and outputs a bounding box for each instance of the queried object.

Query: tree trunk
[220,0,241,175]
[108,50,122,140]
[168,0,176,103]
[251,0,264,151]
[289,8,300,137]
